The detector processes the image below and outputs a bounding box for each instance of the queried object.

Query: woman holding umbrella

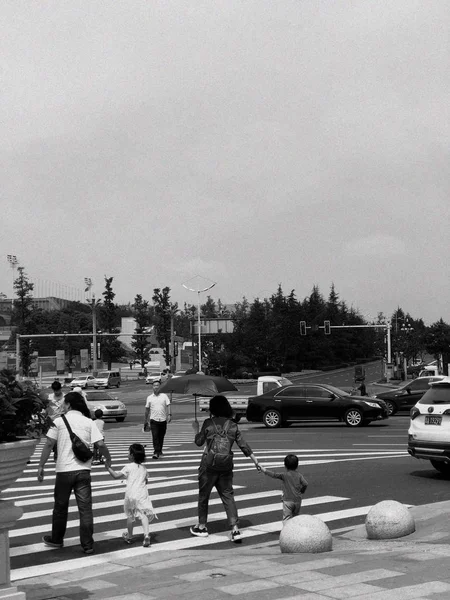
[190,395,261,543]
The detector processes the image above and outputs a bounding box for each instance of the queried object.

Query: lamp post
[84,278,99,373]
[182,277,216,373]
[7,255,18,310]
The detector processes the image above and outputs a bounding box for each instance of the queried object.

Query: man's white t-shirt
[47,410,103,472]
[47,392,65,420]
[145,393,171,422]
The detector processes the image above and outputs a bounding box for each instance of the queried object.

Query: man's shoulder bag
[62,414,94,462]
[205,418,233,473]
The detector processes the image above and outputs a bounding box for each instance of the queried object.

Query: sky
[1,1,449,325]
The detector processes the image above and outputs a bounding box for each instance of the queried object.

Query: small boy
[92,409,105,464]
[261,454,308,521]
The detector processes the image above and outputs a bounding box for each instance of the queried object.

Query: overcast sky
[1,1,449,324]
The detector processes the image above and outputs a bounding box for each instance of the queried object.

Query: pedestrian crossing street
[6,420,408,581]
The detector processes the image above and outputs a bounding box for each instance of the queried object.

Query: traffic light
[324,320,331,335]
[300,321,307,336]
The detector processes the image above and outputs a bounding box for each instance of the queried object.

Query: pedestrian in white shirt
[144,380,172,459]
[37,392,112,554]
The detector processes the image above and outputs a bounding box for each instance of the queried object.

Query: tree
[425,319,450,373]
[98,277,125,369]
[11,266,39,375]
[152,287,177,366]
[131,294,152,366]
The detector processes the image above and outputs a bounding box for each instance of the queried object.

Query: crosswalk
[5,421,408,581]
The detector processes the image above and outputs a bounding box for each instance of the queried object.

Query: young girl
[105,443,156,547]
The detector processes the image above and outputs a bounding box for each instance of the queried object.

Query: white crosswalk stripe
[6,421,407,580]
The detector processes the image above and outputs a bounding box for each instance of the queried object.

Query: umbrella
[159,374,238,420]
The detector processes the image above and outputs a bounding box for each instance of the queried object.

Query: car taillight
[410,407,420,420]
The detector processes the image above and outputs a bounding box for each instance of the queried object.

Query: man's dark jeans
[51,470,93,551]
[150,419,167,454]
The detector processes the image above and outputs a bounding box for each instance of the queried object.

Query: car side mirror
[329,393,336,400]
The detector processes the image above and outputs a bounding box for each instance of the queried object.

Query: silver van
[93,370,121,389]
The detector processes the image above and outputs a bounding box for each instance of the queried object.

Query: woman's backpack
[205,418,233,472]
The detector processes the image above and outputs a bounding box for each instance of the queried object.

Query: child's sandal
[143,535,151,548]
[122,532,133,544]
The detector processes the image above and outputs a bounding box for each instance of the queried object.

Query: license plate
[425,415,442,425]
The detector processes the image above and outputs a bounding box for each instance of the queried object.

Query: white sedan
[70,375,97,389]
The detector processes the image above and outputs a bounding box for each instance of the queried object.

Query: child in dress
[105,443,156,547]
[260,454,308,521]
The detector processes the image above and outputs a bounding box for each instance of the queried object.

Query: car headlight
[118,402,125,409]
[363,401,380,408]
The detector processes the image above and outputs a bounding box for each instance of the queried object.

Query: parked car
[408,380,450,474]
[70,375,97,389]
[374,376,450,416]
[246,383,388,428]
[85,390,127,422]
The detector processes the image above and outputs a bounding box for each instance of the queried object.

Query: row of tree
[7,267,450,376]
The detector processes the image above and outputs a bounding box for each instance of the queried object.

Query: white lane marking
[10,500,370,581]
[17,451,407,482]
[10,495,347,557]
[9,490,290,538]
[18,484,243,518]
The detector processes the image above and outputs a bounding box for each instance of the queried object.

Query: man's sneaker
[152,453,159,460]
[230,530,242,544]
[143,535,151,548]
[190,525,209,538]
[42,535,63,548]
[158,452,164,457]
[122,532,134,544]
[83,548,94,555]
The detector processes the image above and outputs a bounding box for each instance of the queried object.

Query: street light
[182,276,216,373]
[7,254,19,309]
[84,277,100,373]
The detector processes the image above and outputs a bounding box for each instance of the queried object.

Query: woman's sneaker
[190,525,209,538]
[122,532,134,544]
[143,535,151,548]
[230,530,242,544]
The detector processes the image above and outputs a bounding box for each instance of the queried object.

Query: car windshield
[418,384,450,405]
[96,372,109,378]
[280,377,292,386]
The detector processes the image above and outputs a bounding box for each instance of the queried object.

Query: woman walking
[191,395,261,543]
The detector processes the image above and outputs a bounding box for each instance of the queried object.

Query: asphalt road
[96,363,449,514]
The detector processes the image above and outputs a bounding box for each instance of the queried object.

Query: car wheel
[115,417,125,422]
[344,408,364,427]
[117,382,120,388]
[384,400,397,416]
[430,460,450,475]
[263,409,282,428]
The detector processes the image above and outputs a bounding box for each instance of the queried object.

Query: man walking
[47,380,65,419]
[37,391,112,554]
[144,380,172,459]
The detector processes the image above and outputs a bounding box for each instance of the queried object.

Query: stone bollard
[365,500,415,540]
[280,514,332,553]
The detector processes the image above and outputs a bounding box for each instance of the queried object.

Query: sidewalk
[13,501,450,600]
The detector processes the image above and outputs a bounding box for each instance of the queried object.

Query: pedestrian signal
[300,321,307,336]
[324,320,331,335]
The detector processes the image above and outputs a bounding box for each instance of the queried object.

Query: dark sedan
[246,383,388,428]
[374,376,450,416]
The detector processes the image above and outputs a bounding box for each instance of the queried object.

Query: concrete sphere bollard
[365,500,415,540]
[279,514,332,553]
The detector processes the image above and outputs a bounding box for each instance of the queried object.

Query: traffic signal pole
[299,321,393,382]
